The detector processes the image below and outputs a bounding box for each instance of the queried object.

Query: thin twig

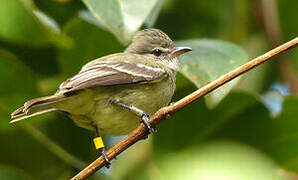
[71,37,298,180]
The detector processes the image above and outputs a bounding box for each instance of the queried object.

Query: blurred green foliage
[0,0,297,179]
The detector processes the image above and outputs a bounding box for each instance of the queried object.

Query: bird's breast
[89,77,175,135]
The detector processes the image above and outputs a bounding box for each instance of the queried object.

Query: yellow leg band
[93,137,104,149]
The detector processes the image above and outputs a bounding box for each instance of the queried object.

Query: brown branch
[261,0,282,47]
[71,37,298,180]
[260,0,298,93]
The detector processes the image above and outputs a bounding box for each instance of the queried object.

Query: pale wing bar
[59,62,167,93]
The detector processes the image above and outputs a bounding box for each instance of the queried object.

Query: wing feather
[58,61,167,94]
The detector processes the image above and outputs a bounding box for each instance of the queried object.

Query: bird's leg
[111,100,157,134]
[93,125,111,168]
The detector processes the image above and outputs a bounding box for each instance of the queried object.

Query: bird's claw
[101,148,111,168]
[141,114,157,134]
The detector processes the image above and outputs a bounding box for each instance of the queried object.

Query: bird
[10,28,192,166]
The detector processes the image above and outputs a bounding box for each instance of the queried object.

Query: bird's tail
[10,94,67,123]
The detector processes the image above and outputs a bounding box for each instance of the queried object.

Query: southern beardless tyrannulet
[11,28,192,165]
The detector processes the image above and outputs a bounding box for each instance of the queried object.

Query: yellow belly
[67,77,174,135]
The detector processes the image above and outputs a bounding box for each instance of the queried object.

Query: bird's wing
[58,60,167,94]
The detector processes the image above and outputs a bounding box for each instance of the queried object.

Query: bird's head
[125,28,192,71]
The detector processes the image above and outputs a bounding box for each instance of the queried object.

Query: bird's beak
[170,46,192,58]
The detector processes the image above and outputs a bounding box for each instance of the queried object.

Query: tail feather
[10,94,67,123]
[10,108,57,123]
[11,106,25,117]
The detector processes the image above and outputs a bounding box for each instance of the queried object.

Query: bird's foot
[93,135,111,168]
[100,148,111,168]
[141,114,157,134]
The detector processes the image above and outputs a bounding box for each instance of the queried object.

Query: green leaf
[278,0,298,72]
[177,39,248,108]
[0,49,36,95]
[34,0,85,26]
[59,17,123,76]
[264,96,298,172]
[155,141,287,180]
[78,10,105,28]
[209,96,298,173]
[82,0,162,44]
[144,0,164,27]
[0,49,37,129]
[0,0,45,46]
[0,0,72,48]
[236,35,275,93]
[153,87,259,153]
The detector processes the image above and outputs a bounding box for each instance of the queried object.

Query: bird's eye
[152,49,162,56]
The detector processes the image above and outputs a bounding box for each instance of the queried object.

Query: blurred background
[0,0,297,179]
